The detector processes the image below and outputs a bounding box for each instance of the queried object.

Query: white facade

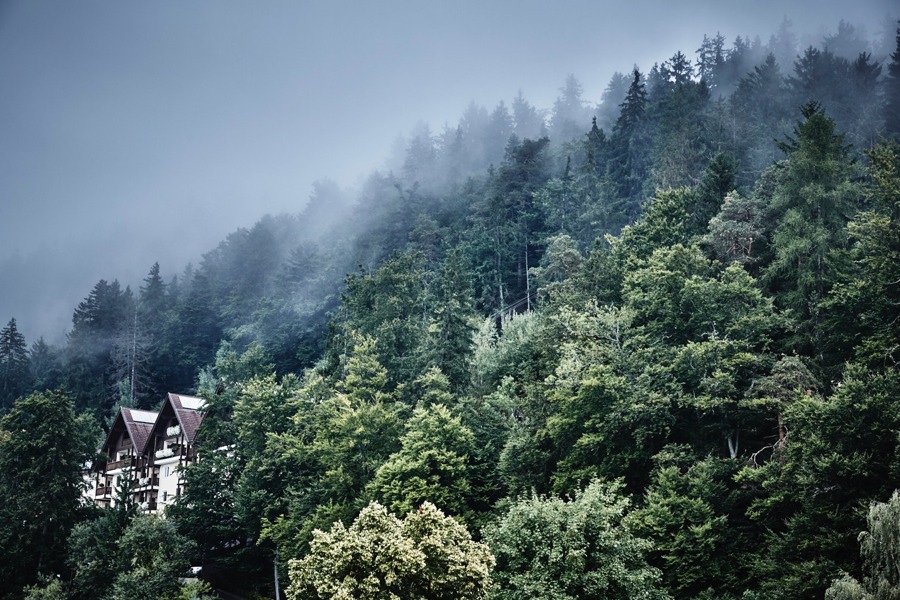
[90,394,205,515]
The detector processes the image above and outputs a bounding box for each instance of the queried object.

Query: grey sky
[0,0,896,341]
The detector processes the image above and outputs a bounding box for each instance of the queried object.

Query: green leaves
[368,404,476,519]
[287,502,493,600]
[485,480,670,600]
[0,390,97,597]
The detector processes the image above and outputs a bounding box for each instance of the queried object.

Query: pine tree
[885,21,900,140]
[694,152,738,232]
[28,337,62,393]
[423,248,478,392]
[696,32,727,92]
[663,50,694,87]
[597,72,630,131]
[0,317,28,409]
[549,74,591,144]
[511,90,546,141]
[764,102,862,358]
[609,68,649,218]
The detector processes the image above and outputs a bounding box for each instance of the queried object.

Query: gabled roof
[101,407,158,458]
[141,393,207,454]
[171,393,204,411]
[166,393,206,443]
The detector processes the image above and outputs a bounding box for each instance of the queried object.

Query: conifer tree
[764,102,862,357]
[609,68,649,217]
[28,337,62,393]
[423,248,478,391]
[0,317,28,409]
[885,21,900,140]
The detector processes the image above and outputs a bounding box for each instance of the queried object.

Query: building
[86,393,205,514]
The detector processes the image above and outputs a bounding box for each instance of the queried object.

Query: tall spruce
[885,21,900,140]
[0,318,28,409]
[610,68,649,218]
[764,102,862,359]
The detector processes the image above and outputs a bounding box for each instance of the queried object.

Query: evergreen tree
[825,141,900,369]
[885,21,900,140]
[694,152,738,232]
[732,54,790,181]
[367,403,476,519]
[0,391,97,597]
[511,90,546,141]
[704,190,768,266]
[596,71,630,131]
[767,17,798,70]
[763,102,863,359]
[663,50,695,87]
[823,20,869,61]
[696,32,727,92]
[64,279,130,416]
[139,262,167,323]
[28,337,62,394]
[549,74,591,144]
[0,318,28,409]
[609,68,650,218]
[628,447,735,596]
[422,248,478,391]
[846,52,884,149]
[338,252,429,387]
[485,101,515,167]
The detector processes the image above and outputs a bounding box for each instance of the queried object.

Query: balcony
[154,447,175,460]
[106,456,137,471]
[136,476,160,489]
[95,485,111,497]
[138,498,158,512]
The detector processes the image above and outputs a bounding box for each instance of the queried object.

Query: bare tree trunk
[525,242,531,311]
[274,548,282,600]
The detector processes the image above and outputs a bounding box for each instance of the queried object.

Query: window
[164,466,170,478]
[162,491,168,502]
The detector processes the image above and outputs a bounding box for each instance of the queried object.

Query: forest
[2,16,900,600]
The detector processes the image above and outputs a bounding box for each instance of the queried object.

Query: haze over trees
[2,16,900,600]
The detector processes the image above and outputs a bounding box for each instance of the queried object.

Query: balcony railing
[154,445,197,462]
[136,476,160,488]
[95,485,110,497]
[106,456,137,471]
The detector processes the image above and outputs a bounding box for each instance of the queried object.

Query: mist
[0,0,896,342]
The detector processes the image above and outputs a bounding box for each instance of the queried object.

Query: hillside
[2,17,900,600]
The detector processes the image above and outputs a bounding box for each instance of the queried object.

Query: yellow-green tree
[287,502,493,600]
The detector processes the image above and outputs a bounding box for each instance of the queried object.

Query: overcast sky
[0,0,896,341]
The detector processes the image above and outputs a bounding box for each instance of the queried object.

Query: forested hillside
[2,18,900,600]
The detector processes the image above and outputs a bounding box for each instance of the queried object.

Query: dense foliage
[2,17,900,600]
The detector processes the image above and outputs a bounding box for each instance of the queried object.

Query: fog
[0,0,896,342]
